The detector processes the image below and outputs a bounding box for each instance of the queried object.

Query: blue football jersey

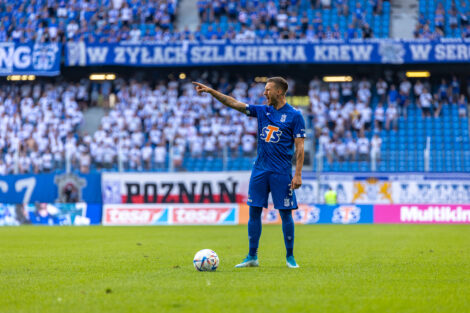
[245,103,306,174]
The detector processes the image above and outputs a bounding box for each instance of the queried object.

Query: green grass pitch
[0,225,469,313]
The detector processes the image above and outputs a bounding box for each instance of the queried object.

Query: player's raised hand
[290,175,302,189]
[192,82,212,95]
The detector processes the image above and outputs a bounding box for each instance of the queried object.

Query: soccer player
[193,77,306,268]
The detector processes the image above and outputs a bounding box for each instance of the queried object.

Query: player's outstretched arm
[192,82,248,113]
[291,137,305,189]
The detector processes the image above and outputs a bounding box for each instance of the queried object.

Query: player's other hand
[291,175,302,189]
[192,82,211,95]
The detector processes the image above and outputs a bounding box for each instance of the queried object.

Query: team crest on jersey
[260,125,282,143]
[280,114,287,122]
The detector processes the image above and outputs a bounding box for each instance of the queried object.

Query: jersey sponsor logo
[260,125,282,143]
[280,114,287,122]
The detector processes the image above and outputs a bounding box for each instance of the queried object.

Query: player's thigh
[269,172,298,210]
[248,169,270,208]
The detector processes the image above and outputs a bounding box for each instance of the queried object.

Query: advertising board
[238,204,373,224]
[0,203,101,226]
[374,204,470,224]
[101,172,250,204]
[102,204,238,226]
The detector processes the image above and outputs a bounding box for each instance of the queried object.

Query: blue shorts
[247,168,298,210]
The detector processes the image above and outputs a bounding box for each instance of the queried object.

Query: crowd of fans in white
[310,75,468,164]
[0,75,467,174]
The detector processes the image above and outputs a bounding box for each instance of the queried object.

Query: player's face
[264,82,280,106]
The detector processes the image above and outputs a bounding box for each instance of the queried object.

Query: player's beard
[267,95,279,107]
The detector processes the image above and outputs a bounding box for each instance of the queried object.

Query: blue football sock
[248,206,263,257]
[279,209,294,258]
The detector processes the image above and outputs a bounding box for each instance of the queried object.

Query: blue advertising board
[0,203,102,226]
[66,39,470,66]
[0,173,101,204]
[0,42,60,76]
[293,204,374,224]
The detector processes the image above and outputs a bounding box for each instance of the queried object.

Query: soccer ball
[193,249,219,271]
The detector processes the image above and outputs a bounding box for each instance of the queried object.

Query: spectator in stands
[385,103,398,131]
[418,88,433,117]
[361,23,373,38]
[458,94,468,118]
[371,133,382,161]
[376,78,388,103]
[336,0,349,16]
[336,139,347,162]
[357,133,370,161]
[374,102,385,130]
[353,2,365,27]
[433,94,443,117]
[460,2,469,27]
[413,80,424,103]
[242,133,256,157]
[434,2,445,33]
[451,76,460,103]
[464,25,470,38]
[346,134,357,161]
[449,7,459,30]
[79,149,91,173]
[438,79,450,105]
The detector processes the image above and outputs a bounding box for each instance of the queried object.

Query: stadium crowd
[0,0,390,43]
[309,75,469,164]
[415,0,470,39]
[0,0,179,43]
[196,0,386,40]
[0,74,468,174]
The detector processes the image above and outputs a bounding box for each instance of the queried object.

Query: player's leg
[235,169,269,268]
[270,172,300,268]
[279,209,294,258]
[248,205,263,257]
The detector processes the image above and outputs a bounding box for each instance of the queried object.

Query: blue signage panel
[306,204,374,224]
[65,39,470,66]
[0,42,60,76]
[0,173,101,204]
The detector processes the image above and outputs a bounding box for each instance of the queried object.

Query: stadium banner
[0,173,102,204]
[102,203,238,226]
[66,39,470,66]
[238,204,373,224]
[301,173,470,204]
[0,42,60,76]
[0,202,101,226]
[101,172,250,204]
[374,204,470,224]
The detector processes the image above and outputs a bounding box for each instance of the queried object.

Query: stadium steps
[80,106,107,134]
[390,0,418,39]
[176,0,200,31]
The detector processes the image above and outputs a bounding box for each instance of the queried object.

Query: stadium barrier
[2,203,469,226]
[1,172,470,225]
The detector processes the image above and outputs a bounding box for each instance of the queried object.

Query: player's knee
[279,209,293,223]
[249,206,263,220]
